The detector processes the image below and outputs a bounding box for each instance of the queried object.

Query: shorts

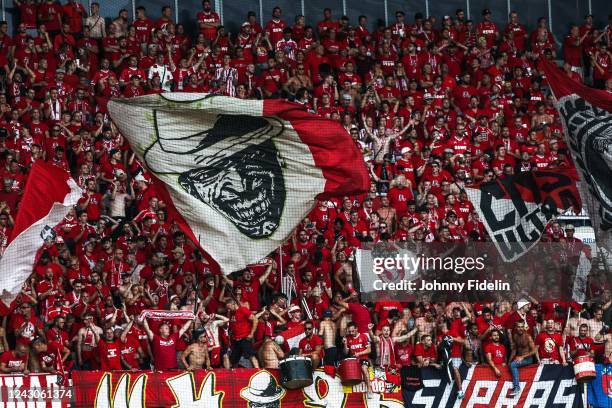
[360,359,370,367]
[230,339,256,364]
[324,347,338,366]
[450,358,463,369]
[210,347,221,367]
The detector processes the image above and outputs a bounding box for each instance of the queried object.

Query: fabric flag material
[280,324,306,350]
[465,168,581,261]
[0,161,81,310]
[540,59,612,252]
[108,93,369,273]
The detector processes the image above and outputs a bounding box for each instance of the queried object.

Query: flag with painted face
[108,93,369,273]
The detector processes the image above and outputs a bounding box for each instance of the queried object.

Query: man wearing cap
[505,299,532,337]
[285,305,304,331]
[476,9,499,49]
[170,246,195,276]
[45,295,70,324]
[564,224,592,265]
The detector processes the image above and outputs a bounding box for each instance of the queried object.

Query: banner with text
[355,241,588,303]
[0,373,71,407]
[73,367,404,408]
[403,364,585,408]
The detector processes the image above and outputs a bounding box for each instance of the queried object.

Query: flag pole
[279,244,283,285]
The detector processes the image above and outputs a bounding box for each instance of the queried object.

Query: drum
[573,355,596,383]
[337,358,363,386]
[279,356,313,389]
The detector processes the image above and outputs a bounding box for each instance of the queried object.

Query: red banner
[72,367,404,408]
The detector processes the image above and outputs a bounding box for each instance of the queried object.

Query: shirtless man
[181,331,211,370]
[509,321,537,396]
[258,336,285,369]
[77,313,102,369]
[377,196,396,232]
[415,308,436,340]
[319,309,337,366]
[462,323,482,365]
[563,308,588,338]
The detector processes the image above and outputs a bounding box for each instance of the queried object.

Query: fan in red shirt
[197,1,221,41]
[342,322,373,394]
[484,329,507,377]
[298,322,324,368]
[568,324,595,360]
[227,298,259,368]
[535,317,567,365]
[414,334,440,368]
[0,344,29,374]
[143,319,193,370]
[97,327,124,370]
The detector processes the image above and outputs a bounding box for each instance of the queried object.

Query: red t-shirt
[568,336,594,358]
[121,336,141,368]
[395,342,413,366]
[299,335,323,355]
[0,351,27,370]
[151,333,179,370]
[535,332,563,361]
[230,306,253,340]
[346,333,370,360]
[98,340,122,370]
[347,303,371,334]
[485,342,507,364]
[414,343,437,361]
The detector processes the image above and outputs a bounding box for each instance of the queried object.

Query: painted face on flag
[162,114,286,239]
[108,93,368,273]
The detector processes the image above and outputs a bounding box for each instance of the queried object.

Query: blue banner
[587,364,612,408]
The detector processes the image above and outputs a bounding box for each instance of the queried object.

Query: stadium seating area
[0,0,609,395]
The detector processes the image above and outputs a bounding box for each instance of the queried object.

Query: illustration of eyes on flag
[108,93,369,274]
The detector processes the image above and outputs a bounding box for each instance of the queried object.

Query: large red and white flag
[108,94,369,273]
[540,59,612,251]
[0,161,81,310]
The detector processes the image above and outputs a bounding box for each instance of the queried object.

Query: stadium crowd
[0,0,610,399]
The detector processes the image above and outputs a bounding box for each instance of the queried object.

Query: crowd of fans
[0,0,609,399]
